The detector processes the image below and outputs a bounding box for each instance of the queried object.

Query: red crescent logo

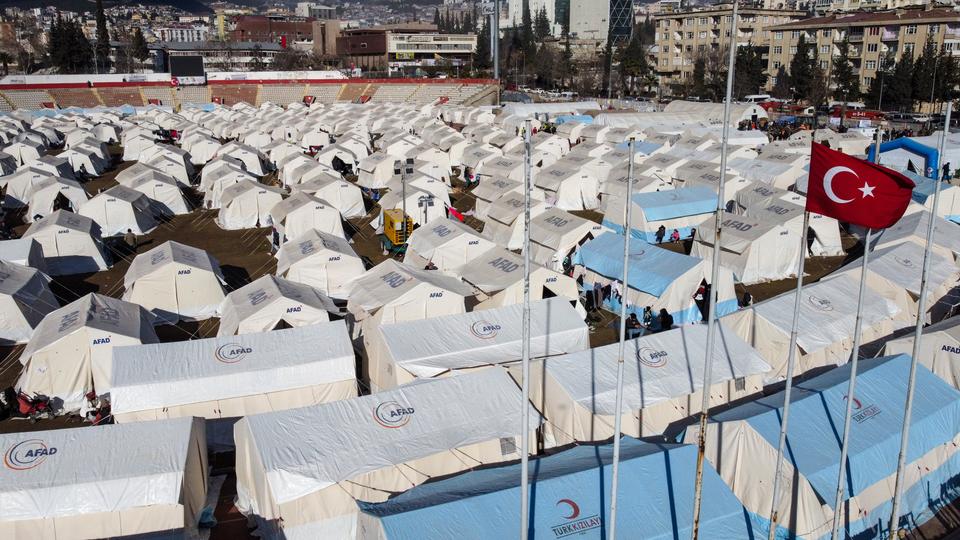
[843,395,862,410]
[557,499,580,520]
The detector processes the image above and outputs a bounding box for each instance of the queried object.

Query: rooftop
[769,7,960,30]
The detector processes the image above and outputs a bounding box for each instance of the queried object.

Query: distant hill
[6,0,214,14]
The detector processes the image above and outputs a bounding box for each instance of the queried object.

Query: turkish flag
[806,142,914,229]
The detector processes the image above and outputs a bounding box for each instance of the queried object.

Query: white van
[744,94,771,103]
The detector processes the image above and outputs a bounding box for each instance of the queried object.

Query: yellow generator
[383,209,414,246]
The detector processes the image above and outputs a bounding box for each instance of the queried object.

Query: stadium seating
[257,84,305,106]
[142,86,174,106]
[97,87,146,107]
[4,89,56,110]
[337,83,367,103]
[303,83,342,104]
[48,88,102,108]
[367,84,418,103]
[176,85,211,107]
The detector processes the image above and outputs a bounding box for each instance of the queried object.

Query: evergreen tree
[434,8,441,28]
[733,44,767,99]
[558,34,574,87]
[521,0,535,57]
[691,56,706,98]
[831,37,859,104]
[864,52,894,110]
[771,66,791,99]
[889,53,914,111]
[474,19,491,69]
[788,34,816,102]
[617,32,650,95]
[935,48,959,103]
[534,7,551,41]
[95,0,110,72]
[131,27,149,67]
[437,12,446,33]
[911,35,937,105]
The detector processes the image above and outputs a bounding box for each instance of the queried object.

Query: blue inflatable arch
[866,137,939,178]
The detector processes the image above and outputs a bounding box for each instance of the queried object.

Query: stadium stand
[3,89,56,110]
[338,83,367,103]
[409,84,451,105]
[47,88,102,108]
[212,84,259,106]
[257,84,305,106]
[141,86,175,106]
[303,83,342,104]
[176,86,211,107]
[367,84,418,103]
[97,86,146,107]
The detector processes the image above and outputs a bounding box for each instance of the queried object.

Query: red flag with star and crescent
[806,142,915,229]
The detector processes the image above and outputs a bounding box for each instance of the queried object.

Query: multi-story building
[156,23,210,43]
[312,19,340,57]
[296,3,336,20]
[766,7,960,94]
[231,15,315,44]
[809,0,937,13]
[653,3,805,87]
[502,0,557,36]
[337,24,476,72]
[569,0,634,44]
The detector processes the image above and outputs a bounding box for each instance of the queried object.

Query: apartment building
[653,3,805,87]
[766,7,960,93]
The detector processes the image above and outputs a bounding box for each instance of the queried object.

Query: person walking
[655,225,666,244]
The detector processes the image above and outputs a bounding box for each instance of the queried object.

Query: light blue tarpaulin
[631,186,717,222]
[904,171,957,222]
[706,354,960,539]
[554,114,592,125]
[359,439,762,540]
[614,140,664,155]
[575,232,697,297]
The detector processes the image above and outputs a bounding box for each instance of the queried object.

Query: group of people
[655,225,695,244]
[625,307,673,338]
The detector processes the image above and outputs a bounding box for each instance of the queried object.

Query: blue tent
[555,114,592,125]
[867,138,939,178]
[603,186,716,242]
[572,232,738,323]
[359,439,762,539]
[702,354,960,539]
[614,140,664,156]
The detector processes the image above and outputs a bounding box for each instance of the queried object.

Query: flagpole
[608,137,635,540]
[690,2,737,537]
[519,119,532,540]
[887,102,953,539]
[829,127,883,540]
[765,210,811,540]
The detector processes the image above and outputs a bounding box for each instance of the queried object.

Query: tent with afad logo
[0,260,59,345]
[275,229,366,299]
[233,368,540,540]
[0,418,208,539]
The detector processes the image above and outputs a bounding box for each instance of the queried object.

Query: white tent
[473,155,526,182]
[120,134,157,161]
[218,275,340,336]
[202,164,258,210]
[0,418,208,540]
[356,152,398,189]
[0,238,46,271]
[471,177,525,217]
[691,210,802,285]
[870,211,960,261]
[292,173,366,219]
[0,166,54,208]
[519,323,770,447]
[276,229,365,299]
[736,183,844,256]
[59,147,108,176]
[119,169,191,216]
[529,207,608,271]
[366,297,588,392]
[534,161,601,210]
[217,180,285,230]
[883,317,960,390]
[374,185,450,230]
[139,144,195,184]
[78,185,158,237]
[233,368,539,540]
[22,211,109,275]
[315,143,359,174]
[122,240,226,323]
[0,260,59,345]
[111,322,355,430]
[405,217,496,272]
[218,141,270,176]
[834,241,960,325]
[181,134,221,165]
[269,191,345,243]
[722,273,906,382]
[26,177,88,222]
[602,186,716,242]
[480,191,552,250]
[5,139,44,165]
[455,246,584,314]
[17,293,157,410]
[346,259,475,328]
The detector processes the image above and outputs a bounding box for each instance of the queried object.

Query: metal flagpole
[765,211,811,540]
[608,138,636,540]
[493,0,500,81]
[519,119,533,540]
[690,2,738,537]
[887,102,953,539]
[829,127,883,540]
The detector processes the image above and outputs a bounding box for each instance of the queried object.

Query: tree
[935,48,959,103]
[911,35,937,106]
[788,34,817,102]
[533,44,558,87]
[831,38,859,105]
[474,19,491,70]
[48,15,92,74]
[534,7,551,41]
[691,56,706,98]
[889,53,914,111]
[521,0,535,57]
[733,44,767,99]
[771,66,791,99]
[95,0,111,72]
[807,66,830,108]
[131,27,149,71]
[434,7,441,28]
[558,34,575,88]
[617,32,650,96]
[272,47,308,71]
[250,45,265,71]
[864,52,895,110]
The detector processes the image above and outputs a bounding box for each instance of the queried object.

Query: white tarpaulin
[0,418,207,539]
[366,297,589,391]
[110,322,355,421]
[519,323,770,446]
[405,217,496,272]
[276,229,365,299]
[233,368,540,540]
[22,211,110,276]
[0,260,58,345]
[217,275,339,336]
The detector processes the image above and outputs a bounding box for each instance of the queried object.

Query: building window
[698,44,705,51]
[906,25,917,35]
[699,17,707,25]
[725,30,731,37]
[791,30,800,38]
[904,43,914,54]
[929,24,939,34]
[866,60,876,70]
[774,31,782,40]
[820,60,828,69]
[699,31,706,38]
[820,45,829,54]
[773,46,783,54]
[947,42,955,52]
[867,43,878,53]
[686,45,692,52]
[822,29,831,37]
[687,32,693,38]
[864,77,873,86]
[868,26,879,36]
[773,61,781,69]
[789,46,798,54]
